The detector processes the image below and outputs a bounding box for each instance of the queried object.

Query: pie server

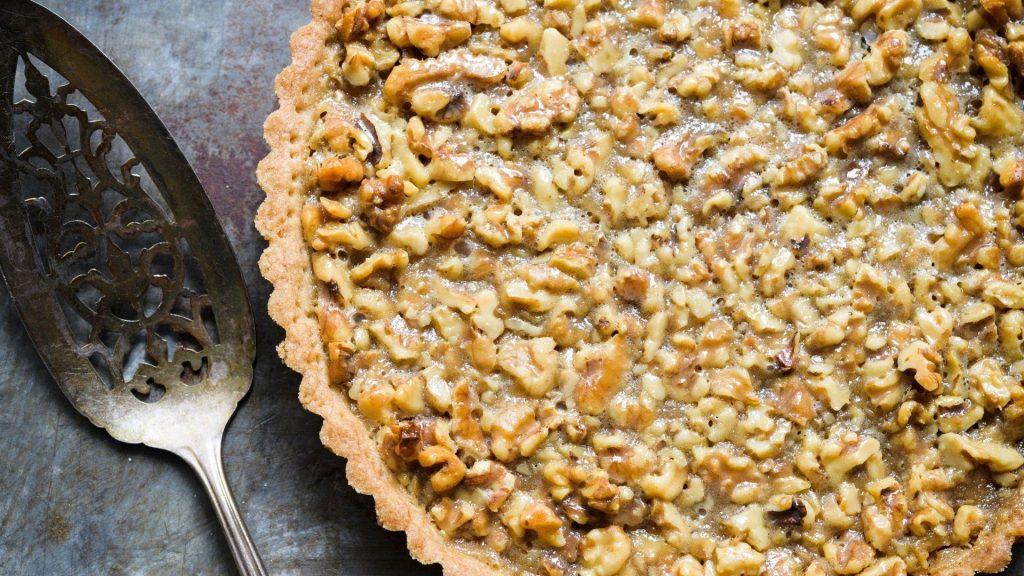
[0,1,266,574]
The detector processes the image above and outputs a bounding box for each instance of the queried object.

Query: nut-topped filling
[300,0,1024,573]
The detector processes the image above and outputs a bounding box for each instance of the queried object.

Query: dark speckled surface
[0,2,439,575]
[2,3,1024,576]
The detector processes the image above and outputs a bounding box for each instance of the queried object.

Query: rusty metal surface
[2,3,1024,576]
[0,2,438,574]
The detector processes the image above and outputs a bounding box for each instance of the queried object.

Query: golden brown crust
[930,491,1024,576]
[255,2,1024,575]
[255,2,509,574]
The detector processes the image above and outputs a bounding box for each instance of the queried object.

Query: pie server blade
[0,1,266,573]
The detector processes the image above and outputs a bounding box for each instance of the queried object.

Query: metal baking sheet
[0,2,1022,575]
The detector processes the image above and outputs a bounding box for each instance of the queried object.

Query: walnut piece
[916,81,982,187]
[418,445,467,492]
[494,79,582,135]
[580,526,632,576]
[497,337,560,397]
[383,51,507,105]
[356,175,404,234]
[834,30,908,103]
[575,334,630,415]
[939,433,1024,472]
[386,16,472,57]
[652,133,717,181]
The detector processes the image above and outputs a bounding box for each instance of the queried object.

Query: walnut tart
[257,0,1024,574]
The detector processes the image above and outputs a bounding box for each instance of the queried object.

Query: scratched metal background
[0,1,438,575]
[2,3,1024,576]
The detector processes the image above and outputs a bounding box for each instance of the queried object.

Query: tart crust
[929,501,1024,576]
[255,2,1024,575]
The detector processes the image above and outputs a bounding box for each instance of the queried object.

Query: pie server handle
[177,436,268,576]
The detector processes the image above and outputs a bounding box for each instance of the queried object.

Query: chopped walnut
[575,334,630,415]
[652,133,717,181]
[715,542,766,576]
[916,81,982,187]
[494,78,582,135]
[579,526,632,576]
[418,445,467,493]
[725,18,763,50]
[639,449,689,501]
[358,175,405,234]
[336,0,384,42]
[465,460,516,511]
[434,0,478,23]
[317,221,374,252]
[491,403,549,461]
[980,0,1024,24]
[824,97,898,154]
[897,340,942,392]
[697,446,766,503]
[475,162,525,201]
[733,53,788,93]
[318,155,365,190]
[824,532,876,575]
[520,501,565,547]
[654,13,692,43]
[712,366,758,404]
[974,85,1024,138]
[781,205,828,244]
[450,379,488,457]
[386,16,472,57]
[383,51,506,105]
[984,280,1024,309]
[540,28,572,76]
[536,220,580,252]
[967,359,1015,411]
[834,31,908,103]
[953,505,986,544]
[724,505,771,551]
[470,205,530,248]
[773,144,827,187]
[820,432,881,481]
[939,433,1024,472]
[773,378,816,426]
[350,248,409,284]
[548,243,596,278]
[975,31,1010,91]
[671,63,721,99]
[342,43,376,86]
[429,498,474,535]
[849,0,921,30]
[995,155,1024,195]
[519,264,579,293]
[497,337,560,397]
